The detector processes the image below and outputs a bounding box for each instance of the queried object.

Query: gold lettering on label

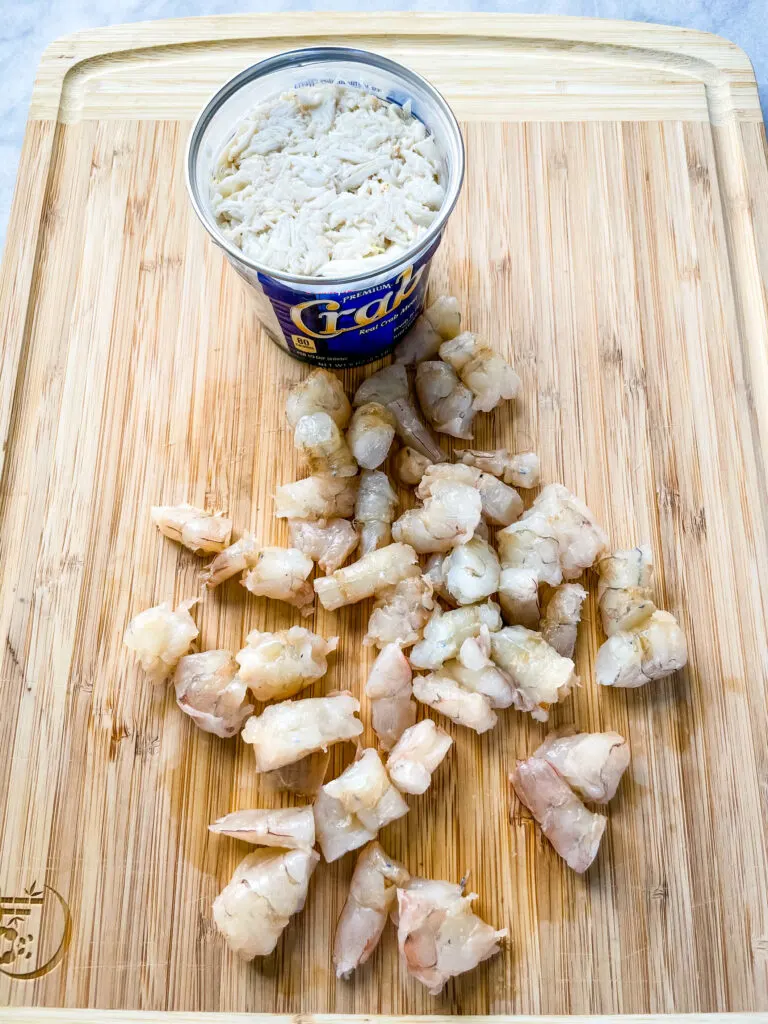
[354,295,392,327]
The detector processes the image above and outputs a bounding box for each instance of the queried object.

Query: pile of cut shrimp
[124,297,688,993]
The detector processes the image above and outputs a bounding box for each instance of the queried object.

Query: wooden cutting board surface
[1,13,768,1020]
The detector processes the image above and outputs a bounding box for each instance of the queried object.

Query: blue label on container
[257,234,440,368]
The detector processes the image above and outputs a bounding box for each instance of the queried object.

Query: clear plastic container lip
[185,46,465,288]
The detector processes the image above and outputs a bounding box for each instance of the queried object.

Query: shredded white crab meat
[285,368,351,429]
[353,364,445,463]
[334,840,410,979]
[151,503,232,554]
[209,806,316,849]
[294,412,358,477]
[241,692,363,771]
[364,576,435,650]
[457,449,540,488]
[439,332,521,412]
[415,360,476,439]
[262,749,330,796]
[124,598,199,684]
[355,469,399,556]
[212,848,319,959]
[386,718,453,795]
[235,627,338,701]
[417,462,521,527]
[314,542,420,610]
[441,535,501,605]
[409,600,502,670]
[392,479,482,553]
[394,446,432,487]
[314,748,410,862]
[396,878,506,994]
[413,671,497,733]
[347,402,397,470]
[201,532,261,588]
[395,294,462,365]
[596,609,687,688]
[288,517,358,575]
[212,85,445,277]
[489,625,578,722]
[539,583,588,659]
[364,643,416,751]
[597,544,655,636]
[510,757,606,874]
[534,727,630,804]
[441,629,515,709]
[274,474,359,520]
[173,649,253,737]
[241,546,314,615]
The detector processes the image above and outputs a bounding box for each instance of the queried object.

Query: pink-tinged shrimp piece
[364,643,416,751]
[386,719,453,795]
[412,672,497,735]
[456,448,540,488]
[534,727,630,804]
[241,693,363,772]
[209,806,315,850]
[173,649,253,737]
[212,847,319,959]
[151,503,232,554]
[288,517,359,575]
[396,878,507,994]
[334,841,410,979]
[200,532,260,588]
[510,756,606,873]
[241,546,314,616]
[123,598,198,683]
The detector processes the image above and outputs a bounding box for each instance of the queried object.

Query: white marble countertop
[0,0,765,247]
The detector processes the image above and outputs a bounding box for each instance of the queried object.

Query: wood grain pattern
[1,14,768,1020]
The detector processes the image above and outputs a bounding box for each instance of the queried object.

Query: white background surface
[1,0,766,248]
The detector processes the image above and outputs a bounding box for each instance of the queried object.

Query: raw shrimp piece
[474,518,490,541]
[394,446,431,487]
[396,878,506,994]
[395,294,461,364]
[347,403,397,470]
[439,332,521,412]
[294,412,358,477]
[392,480,482,553]
[415,361,476,439]
[364,576,434,650]
[412,672,497,734]
[241,546,314,615]
[409,600,502,671]
[315,749,410,862]
[497,525,562,588]
[288,517,358,574]
[539,583,588,659]
[595,610,687,688]
[597,544,655,636]
[212,847,320,959]
[151,503,233,554]
[510,757,606,873]
[443,629,515,709]
[275,474,359,520]
[365,643,416,751]
[286,367,352,429]
[415,461,521,527]
[442,536,500,605]
[497,567,541,629]
[235,627,338,702]
[355,470,399,555]
[422,552,454,605]
[262,749,329,796]
[387,719,453,794]
[414,461,479,497]
[534,727,630,803]
[334,841,411,978]
[490,626,578,722]
[201,532,260,588]
[241,693,363,771]
[314,543,420,610]
[458,449,541,489]
[353,364,445,463]
[525,484,608,580]
[124,598,198,684]
[174,649,253,737]
[209,806,316,849]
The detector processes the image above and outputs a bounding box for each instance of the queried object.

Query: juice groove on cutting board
[0,14,767,1019]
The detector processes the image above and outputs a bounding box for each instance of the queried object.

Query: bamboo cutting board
[1,13,768,1020]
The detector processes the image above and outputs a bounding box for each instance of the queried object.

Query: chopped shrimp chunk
[124,598,198,683]
[151,503,232,554]
[241,693,363,771]
[235,627,338,701]
[364,643,416,751]
[209,806,316,849]
[314,543,420,610]
[387,719,453,795]
[174,649,253,737]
